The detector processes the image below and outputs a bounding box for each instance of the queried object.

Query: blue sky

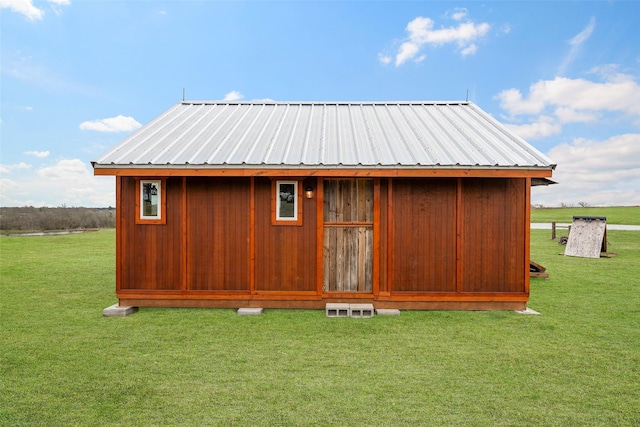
[1,0,639,207]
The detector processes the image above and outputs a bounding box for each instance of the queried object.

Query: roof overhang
[93,164,555,178]
[531,177,558,186]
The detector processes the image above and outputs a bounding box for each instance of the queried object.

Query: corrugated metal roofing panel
[93,101,555,170]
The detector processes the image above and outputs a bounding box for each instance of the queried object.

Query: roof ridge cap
[180,100,470,106]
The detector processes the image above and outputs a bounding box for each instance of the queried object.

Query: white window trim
[276,180,298,221]
[140,179,162,220]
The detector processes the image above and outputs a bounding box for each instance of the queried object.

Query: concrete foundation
[103,304,138,317]
[515,307,541,315]
[326,303,350,318]
[375,308,401,316]
[350,304,374,318]
[237,307,264,316]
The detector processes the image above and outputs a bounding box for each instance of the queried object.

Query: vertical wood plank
[115,176,122,293]
[456,178,463,293]
[182,177,188,291]
[316,178,324,295]
[351,227,356,291]
[372,179,380,295]
[336,226,344,291]
[322,230,328,292]
[250,177,255,294]
[524,178,531,294]
[336,180,343,223]
[365,228,373,292]
[387,178,394,294]
[358,180,365,222]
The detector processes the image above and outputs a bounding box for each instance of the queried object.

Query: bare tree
[0,207,115,232]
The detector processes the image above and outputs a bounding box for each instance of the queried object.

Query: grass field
[1,228,639,426]
[530,205,640,225]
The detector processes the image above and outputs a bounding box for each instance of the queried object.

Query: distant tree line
[0,207,115,231]
[532,202,591,209]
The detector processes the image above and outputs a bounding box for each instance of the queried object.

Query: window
[273,180,302,225]
[136,179,166,224]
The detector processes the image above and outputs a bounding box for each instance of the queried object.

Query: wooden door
[323,179,374,292]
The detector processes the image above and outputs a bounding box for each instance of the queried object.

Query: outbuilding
[92,101,555,310]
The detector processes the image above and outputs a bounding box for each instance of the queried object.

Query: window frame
[272,179,303,226]
[135,178,167,224]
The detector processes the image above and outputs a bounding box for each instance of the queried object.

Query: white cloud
[0,178,19,192]
[504,116,562,140]
[558,17,596,76]
[533,134,640,207]
[223,90,243,101]
[555,73,639,113]
[588,64,621,79]
[0,159,114,207]
[449,8,468,22]
[460,44,478,57]
[384,13,491,66]
[0,162,32,173]
[0,0,43,20]
[569,17,596,47]
[38,159,86,179]
[500,74,640,116]
[495,73,640,138]
[79,115,142,133]
[377,53,392,65]
[24,150,50,158]
[395,42,421,66]
[0,0,69,20]
[495,87,545,116]
[553,107,598,124]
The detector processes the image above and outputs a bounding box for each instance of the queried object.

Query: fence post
[551,221,556,240]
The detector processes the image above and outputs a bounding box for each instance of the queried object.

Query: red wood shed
[92,101,555,310]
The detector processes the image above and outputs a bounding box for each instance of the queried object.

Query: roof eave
[93,163,555,170]
[93,163,556,178]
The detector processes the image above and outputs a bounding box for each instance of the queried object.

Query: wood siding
[323,179,374,223]
[323,180,374,292]
[461,178,526,293]
[120,177,183,290]
[390,178,457,292]
[254,177,317,292]
[186,177,250,291]
[378,179,388,293]
[115,175,530,308]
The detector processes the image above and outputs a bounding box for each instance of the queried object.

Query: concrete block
[237,308,263,316]
[375,308,401,316]
[349,304,374,318]
[326,303,350,318]
[103,304,138,317]
[515,307,541,315]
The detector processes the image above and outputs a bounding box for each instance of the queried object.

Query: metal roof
[92,101,555,170]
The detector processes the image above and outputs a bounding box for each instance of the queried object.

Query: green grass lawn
[531,205,640,225]
[1,229,639,426]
